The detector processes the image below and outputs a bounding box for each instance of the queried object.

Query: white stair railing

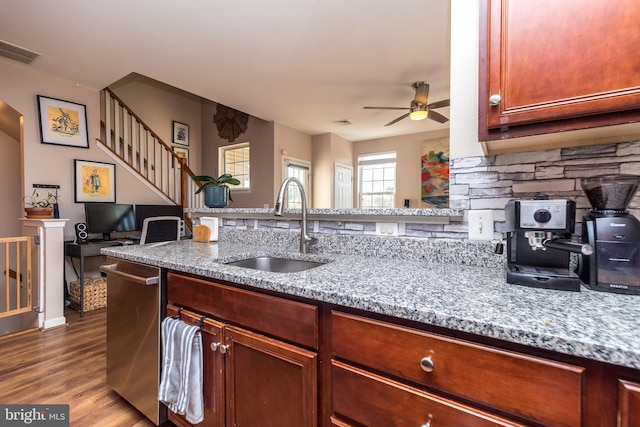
[99,89,204,229]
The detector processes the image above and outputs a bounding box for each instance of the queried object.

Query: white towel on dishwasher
[158,316,204,424]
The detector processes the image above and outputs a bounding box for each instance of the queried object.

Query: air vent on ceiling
[0,40,41,65]
[333,119,352,126]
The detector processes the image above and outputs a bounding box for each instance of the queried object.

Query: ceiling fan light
[409,110,429,121]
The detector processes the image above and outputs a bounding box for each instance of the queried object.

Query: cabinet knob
[420,423,431,427]
[489,94,501,106]
[210,342,230,354]
[420,356,434,372]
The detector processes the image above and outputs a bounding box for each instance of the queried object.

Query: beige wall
[311,133,332,208]
[203,100,275,208]
[0,61,172,240]
[110,73,203,174]
[0,128,22,237]
[352,130,449,208]
[311,133,353,208]
[274,122,313,206]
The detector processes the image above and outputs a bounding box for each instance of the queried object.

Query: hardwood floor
[0,308,161,426]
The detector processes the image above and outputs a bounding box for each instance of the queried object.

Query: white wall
[449,0,483,159]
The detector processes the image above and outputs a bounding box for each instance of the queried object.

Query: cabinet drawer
[332,360,524,427]
[168,273,318,349]
[332,311,584,427]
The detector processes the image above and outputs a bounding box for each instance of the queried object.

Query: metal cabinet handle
[210,342,229,354]
[489,94,501,106]
[420,423,431,427]
[420,356,434,373]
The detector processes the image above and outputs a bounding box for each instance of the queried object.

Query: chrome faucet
[274,177,317,253]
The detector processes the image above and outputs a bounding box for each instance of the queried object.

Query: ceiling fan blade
[427,99,450,109]
[364,106,409,110]
[384,112,410,126]
[427,110,449,123]
[414,82,429,105]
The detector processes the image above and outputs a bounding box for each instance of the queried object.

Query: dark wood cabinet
[224,325,317,427]
[618,379,640,427]
[166,274,319,427]
[331,311,583,426]
[163,270,640,427]
[332,360,524,427]
[479,0,640,142]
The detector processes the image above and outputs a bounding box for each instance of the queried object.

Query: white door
[334,163,353,209]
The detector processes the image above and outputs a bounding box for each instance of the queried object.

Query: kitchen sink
[225,256,325,273]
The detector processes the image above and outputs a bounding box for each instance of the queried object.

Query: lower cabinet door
[332,360,526,427]
[619,380,640,427]
[166,304,225,427]
[224,325,318,427]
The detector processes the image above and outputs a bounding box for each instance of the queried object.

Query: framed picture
[74,159,116,203]
[173,146,189,166]
[37,95,89,148]
[172,120,189,146]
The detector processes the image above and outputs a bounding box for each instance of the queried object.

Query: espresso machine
[505,197,593,291]
[580,174,640,295]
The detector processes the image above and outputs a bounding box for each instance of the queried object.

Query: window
[219,143,250,189]
[358,152,396,209]
[283,157,311,209]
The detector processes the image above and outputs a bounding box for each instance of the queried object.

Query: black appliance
[505,198,593,291]
[580,174,640,295]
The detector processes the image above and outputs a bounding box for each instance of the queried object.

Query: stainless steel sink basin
[226,256,325,273]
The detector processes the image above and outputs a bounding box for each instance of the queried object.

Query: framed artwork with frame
[172,121,189,146]
[74,159,116,203]
[173,146,189,166]
[37,95,89,148]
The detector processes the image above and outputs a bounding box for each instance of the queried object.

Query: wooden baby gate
[0,236,32,319]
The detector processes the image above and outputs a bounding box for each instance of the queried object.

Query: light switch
[468,210,494,241]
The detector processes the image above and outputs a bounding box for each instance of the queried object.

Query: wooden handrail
[99,88,206,231]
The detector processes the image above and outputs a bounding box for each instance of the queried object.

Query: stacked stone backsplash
[451,141,640,238]
[216,140,639,266]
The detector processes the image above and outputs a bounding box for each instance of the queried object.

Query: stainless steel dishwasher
[100,259,167,425]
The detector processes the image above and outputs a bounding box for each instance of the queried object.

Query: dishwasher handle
[100,264,159,285]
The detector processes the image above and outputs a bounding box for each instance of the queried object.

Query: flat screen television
[84,203,136,241]
[135,204,183,230]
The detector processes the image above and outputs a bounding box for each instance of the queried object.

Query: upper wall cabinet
[479,0,640,143]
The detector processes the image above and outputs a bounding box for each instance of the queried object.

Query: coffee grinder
[505,197,593,291]
[580,174,640,295]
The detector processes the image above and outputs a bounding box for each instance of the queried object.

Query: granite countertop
[102,239,640,370]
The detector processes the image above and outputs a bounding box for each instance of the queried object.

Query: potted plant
[24,189,58,219]
[192,173,241,208]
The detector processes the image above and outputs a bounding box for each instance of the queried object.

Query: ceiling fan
[364,81,450,126]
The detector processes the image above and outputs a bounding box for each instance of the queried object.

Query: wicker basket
[69,277,107,312]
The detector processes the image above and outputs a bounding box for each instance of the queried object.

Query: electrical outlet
[468,210,494,241]
[375,222,399,236]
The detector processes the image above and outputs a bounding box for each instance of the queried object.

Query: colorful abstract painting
[421,139,449,208]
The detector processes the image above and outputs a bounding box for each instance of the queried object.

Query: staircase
[98,88,204,230]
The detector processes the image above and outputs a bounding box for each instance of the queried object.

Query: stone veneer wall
[451,141,640,238]
[221,140,640,242]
